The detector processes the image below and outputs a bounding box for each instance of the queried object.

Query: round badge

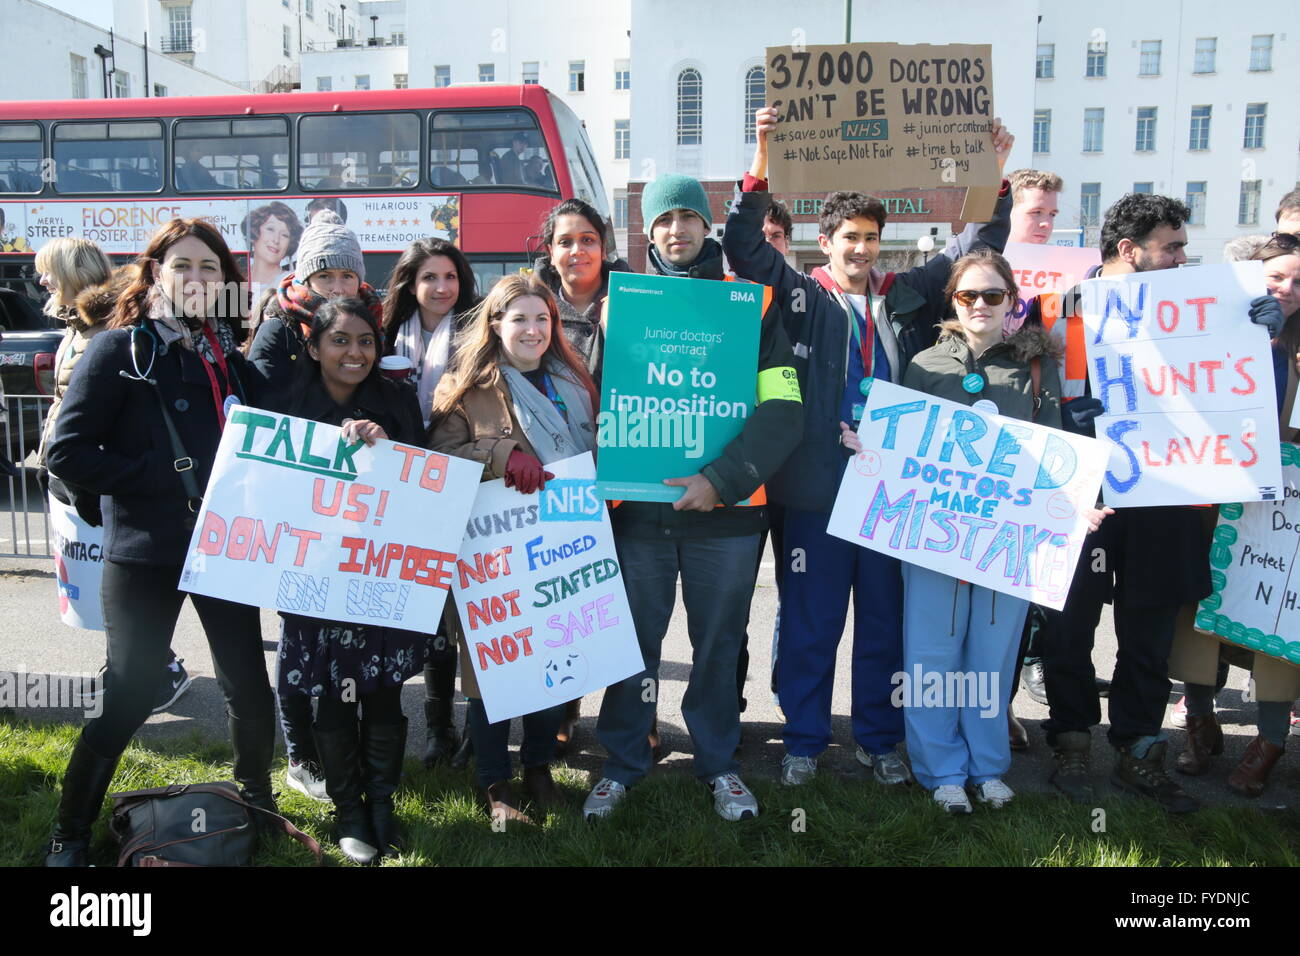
[972,399,999,415]
[858,376,873,397]
[223,394,240,419]
[173,398,189,412]
[961,373,985,394]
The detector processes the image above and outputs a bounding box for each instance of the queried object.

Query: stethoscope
[118,322,160,385]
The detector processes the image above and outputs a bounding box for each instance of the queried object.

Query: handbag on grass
[109,782,322,867]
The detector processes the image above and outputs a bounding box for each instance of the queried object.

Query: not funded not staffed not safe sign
[764,42,1000,219]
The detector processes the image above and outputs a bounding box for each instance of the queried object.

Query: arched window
[744,66,765,144]
[677,68,702,146]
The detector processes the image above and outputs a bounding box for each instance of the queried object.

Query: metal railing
[1,394,53,559]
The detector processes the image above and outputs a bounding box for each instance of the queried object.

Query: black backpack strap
[148,380,204,513]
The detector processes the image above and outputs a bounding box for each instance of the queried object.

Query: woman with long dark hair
[273,296,425,863]
[44,218,275,865]
[429,274,598,823]
[380,237,479,769]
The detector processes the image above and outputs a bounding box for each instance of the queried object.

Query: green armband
[757,366,802,404]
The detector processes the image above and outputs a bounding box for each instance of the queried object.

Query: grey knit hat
[294,210,365,282]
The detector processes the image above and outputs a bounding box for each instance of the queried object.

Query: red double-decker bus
[0,84,608,299]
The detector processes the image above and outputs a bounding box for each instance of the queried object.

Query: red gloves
[504,449,554,495]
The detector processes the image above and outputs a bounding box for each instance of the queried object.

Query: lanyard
[848,291,875,379]
[199,323,233,428]
[541,372,569,422]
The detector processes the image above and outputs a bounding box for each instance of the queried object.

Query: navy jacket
[48,321,262,567]
[722,186,1010,513]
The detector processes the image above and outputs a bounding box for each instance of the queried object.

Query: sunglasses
[953,289,1009,307]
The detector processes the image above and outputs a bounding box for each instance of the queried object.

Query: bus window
[547,95,608,216]
[52,121,164,193]
[174,116,289,192]
[0,123,44,195]
[430,109,556,192]
[298,112,420,190]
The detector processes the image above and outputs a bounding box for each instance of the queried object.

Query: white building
[9,0,247,101]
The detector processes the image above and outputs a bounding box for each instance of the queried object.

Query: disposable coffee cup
[379,355,414,381]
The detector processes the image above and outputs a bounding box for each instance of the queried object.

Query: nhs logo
[539,480,602,522]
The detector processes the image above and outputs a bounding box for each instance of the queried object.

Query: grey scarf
[499,358,595,464]
[146,287,237,363]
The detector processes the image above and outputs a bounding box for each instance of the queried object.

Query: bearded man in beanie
[583,173,803,822]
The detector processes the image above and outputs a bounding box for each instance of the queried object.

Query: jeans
[596,532,759,786]
[84,560,273,758]
[466,698,563,788]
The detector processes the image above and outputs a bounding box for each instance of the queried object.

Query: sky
[39,0,114,30]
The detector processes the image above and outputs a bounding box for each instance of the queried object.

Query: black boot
[362,717,407,859]
[449,727,474,771]
[422,698,457,768]
[45,734,120,867]
[314,723,379,865]
[229,712,278,832]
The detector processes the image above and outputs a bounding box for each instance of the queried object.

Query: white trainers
[285,759,330,802]
[971,778,1015,809]
[707,772,759,821]
[780,754,817,786]
[855,745,914,785]
[932,784,973,815]
[582,777,627,821]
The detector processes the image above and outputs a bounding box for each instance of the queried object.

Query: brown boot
[1008,706,1029,752]
[523,764,560,812]
[1176,713,1224,775]
[648,715,665,764]
[1227,736,1284,797]
[555,699,581,757]
[483,781,534,825]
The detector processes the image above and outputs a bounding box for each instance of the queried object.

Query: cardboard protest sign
[49,494,104,631]
[1003,241,1101,400]
[179,406,480,630]
[763,42,999,220]
[1196,443,1300,666]
[827,380,1108,609]
[597,272,765,501]
[1080,262,1283,507]
[449,454,644,723]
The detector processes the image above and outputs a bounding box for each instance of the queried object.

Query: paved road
[2,530,1290,810]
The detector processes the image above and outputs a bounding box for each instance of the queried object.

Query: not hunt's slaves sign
[179,406,481,630]
[827,380,1109,610]
[763,42,1000,220]
[1196,443,1300,667]
[449,454,644,723]
[596,272,762,502]
[1080,262,1283,507]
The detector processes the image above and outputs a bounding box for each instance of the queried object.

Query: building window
[1086,40,1107,77]
[478,63,494,83]
[1185,182,1206,225]
[1243,103,1266,149]
[569,60,585,93]
[114,70,130,98]
[522,61,538,85]
[1133,181,1154,194]
[1036,44,1054,79]
[283,25,292,58]
[1189,105,1211,150]
[1135,107,1157,152]
[1239,180,1262,226]
[70,53,88,98]
[393,73,408,90]
[1249,35,1272,72]
[166,4,192,53]
[317,76,332,91]
[1139,40,1161,76]
[612,119,630,160]
[744,66,765,144]
[1193,37,1216,74]
[614,59,630,91]
[677,68,702,146]
[1080,183,1101,226]
[1083,108,1104,152]
[153,83,168,97]
[434,65,450,88]
[326,10,335,32]
[355,74,370,90]
[305,0,313,19]
[390,31,405,45]
[613,190,628,230]
[1032,109,1051,153]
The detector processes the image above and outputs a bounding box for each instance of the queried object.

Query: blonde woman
[428,274,598,823]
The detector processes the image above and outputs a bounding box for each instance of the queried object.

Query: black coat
[281,375,424,446]
[48,321,262,567]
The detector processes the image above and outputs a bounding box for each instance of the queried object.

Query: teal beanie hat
[641,173,712,237]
